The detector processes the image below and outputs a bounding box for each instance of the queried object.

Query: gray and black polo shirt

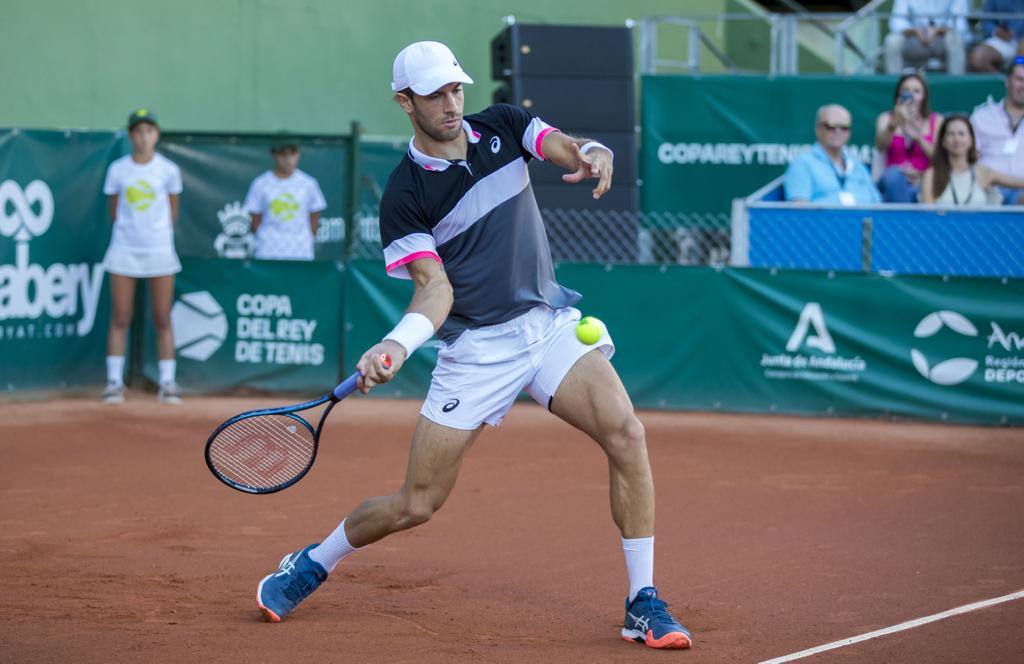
[380,103,581,343]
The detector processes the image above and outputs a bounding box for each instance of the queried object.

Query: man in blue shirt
[784,104,881,205]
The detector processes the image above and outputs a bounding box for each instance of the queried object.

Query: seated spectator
[885,0,968,75]
[875,73,942,202]
[968,0,1024,73]
[785,104,881,205]
[244,136,327,261]
[971,57,1024,203]
[921,115,1024,205]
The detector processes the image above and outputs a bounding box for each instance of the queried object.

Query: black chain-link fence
[350,205,732,266]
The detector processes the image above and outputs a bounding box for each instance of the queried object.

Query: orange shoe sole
[622,629,693,649]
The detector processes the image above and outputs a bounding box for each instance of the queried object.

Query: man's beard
[414,106,462,143]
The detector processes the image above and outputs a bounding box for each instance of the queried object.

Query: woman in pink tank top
[874,73,943,203]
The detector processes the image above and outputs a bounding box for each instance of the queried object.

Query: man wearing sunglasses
[784,104,881,205]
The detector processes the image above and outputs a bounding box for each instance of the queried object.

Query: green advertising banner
[0,129,118,390]
[341,259,439,398]
[342,260,1023,425]
[357,137,407,209]
[140,257,344,393]
[554,265,1024,425]
[641,75,1006,215]
[158,133,351,261]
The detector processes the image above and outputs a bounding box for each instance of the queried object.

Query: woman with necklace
[921,115,1024,206]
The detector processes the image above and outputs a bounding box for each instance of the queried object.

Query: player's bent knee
[602,414,646,460]
[395,495,437,529]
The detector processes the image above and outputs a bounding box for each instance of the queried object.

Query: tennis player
[257,41,692,649]
[101,109,183,404]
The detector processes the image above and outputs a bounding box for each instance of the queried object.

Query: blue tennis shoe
[621,586,693,649]
[257,543,327,622]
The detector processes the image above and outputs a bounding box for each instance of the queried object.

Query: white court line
[759,589,1024,664]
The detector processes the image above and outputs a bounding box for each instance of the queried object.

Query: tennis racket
[205,354,391,494]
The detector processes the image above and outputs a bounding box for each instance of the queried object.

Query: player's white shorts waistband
[103,243,181,278]
[421,305,614,430]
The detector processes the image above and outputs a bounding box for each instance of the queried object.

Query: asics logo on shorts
[442,398,460,412]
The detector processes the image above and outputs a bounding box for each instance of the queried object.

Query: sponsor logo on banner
[0,179,105,340]
[760,302,867,382]
[171,290,324,366]
[910,311,1024,386]
[656,142,873,166]
[171,292,228,360]
[986,322,1024,384]
[213,202,255,259]
[211,200,345,258]
[910,311,978,386]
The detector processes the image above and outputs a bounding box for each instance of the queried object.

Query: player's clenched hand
[356,341,406,393]
[561,143,614,199]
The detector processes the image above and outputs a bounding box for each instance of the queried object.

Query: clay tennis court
[2,393,1022,663]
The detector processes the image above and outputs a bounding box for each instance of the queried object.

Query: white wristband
[383,312,434,357]
[579,141,613,160]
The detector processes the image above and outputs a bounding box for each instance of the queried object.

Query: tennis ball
[576,316,605,345]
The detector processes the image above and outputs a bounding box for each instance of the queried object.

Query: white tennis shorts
[421,305,615,430]
[103,243,182,278]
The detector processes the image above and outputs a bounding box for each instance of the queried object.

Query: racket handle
[331,371,362,401]
[331,354,393,401]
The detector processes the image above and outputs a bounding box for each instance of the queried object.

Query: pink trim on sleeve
[535,127,560,161]
[385,251,443,273]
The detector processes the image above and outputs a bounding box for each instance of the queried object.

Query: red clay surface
[1,393,1023,663]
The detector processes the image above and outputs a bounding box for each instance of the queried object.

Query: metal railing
[638,7,1024,76]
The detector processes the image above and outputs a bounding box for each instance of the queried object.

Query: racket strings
[208,414,316,490]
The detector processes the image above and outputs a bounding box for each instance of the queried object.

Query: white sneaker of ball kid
[157,381,183,404]
[101,381,125,404]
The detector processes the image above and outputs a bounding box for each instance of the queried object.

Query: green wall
[1,0,727,136]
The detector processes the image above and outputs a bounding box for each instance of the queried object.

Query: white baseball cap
[391,41,474,95]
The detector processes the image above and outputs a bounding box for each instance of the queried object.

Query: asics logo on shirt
[490,136,501,153]
[125,181,156,211]
[270,193,300,222]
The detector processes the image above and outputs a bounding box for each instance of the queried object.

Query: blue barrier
[731,178,1024,277]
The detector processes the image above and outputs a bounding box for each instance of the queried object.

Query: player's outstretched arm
[356,258,452,392]
[541,132,614,200]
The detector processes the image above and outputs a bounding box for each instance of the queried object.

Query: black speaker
[492,23,638,212]
[492,77,635,132]
[527,130,637,185]
[491,24,634,79]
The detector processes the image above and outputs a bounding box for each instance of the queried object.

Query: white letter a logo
[786,302,836,353]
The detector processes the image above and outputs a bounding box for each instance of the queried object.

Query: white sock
[158,359,176,385]
[308,518,358,573]
[622,536,655,603]
[106,356,125,385]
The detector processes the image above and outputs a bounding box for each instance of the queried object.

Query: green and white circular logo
[910,310,979,386]
[171,291,228,361]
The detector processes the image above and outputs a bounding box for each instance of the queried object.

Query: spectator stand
[731,174,1024,277]
[638,3,1024,75]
